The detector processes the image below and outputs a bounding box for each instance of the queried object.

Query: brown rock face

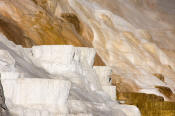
[0,0,105,65]
[112,74,140,93]
[153,73,165,82]
[0,16,36,47]
[1,0,175,115]
[0,0,78,46]
[117,92,175,116]
[0,0,175,97]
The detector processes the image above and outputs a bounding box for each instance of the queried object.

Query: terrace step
[102,86,116,100]
[93,66,112,86]
[0,44,141,116]
[31,45,96,67]
[2,78,71,114]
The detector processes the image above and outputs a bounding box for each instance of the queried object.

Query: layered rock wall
[0,35,141,116]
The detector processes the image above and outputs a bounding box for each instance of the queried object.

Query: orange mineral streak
[0,1,76,46]
[111,74,140,93]
[0,0,105,65]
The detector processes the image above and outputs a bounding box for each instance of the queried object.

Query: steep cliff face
[0,0,175,103]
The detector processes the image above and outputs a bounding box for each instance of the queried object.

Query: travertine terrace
[0,34,140,116]
[0,0,175,115]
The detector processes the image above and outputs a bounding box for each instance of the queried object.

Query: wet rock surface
[0,0,175,115]
[0,35,141,116]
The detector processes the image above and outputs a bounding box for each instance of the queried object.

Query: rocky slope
[0,0,175,115]
[0,34,141,116]
[67,0,175,100]
[0,0,104,66]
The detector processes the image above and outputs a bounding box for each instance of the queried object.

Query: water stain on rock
[0,17,34,47]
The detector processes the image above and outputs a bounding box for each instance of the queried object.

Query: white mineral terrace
[0,34,140,116]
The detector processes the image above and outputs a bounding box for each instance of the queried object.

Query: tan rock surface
[0,0,175,101]
[0,0,104,65]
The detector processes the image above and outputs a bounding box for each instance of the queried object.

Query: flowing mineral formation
[0,0,175,115]
[0,34,140,116]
